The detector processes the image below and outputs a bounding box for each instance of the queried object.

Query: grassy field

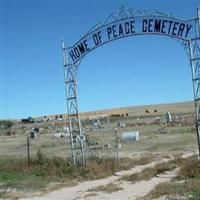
[0,123,198,159]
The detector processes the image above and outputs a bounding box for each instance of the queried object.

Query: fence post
[27,136,30,167]
[114,128,120,169]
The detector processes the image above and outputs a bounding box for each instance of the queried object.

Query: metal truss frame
[189,38,200,155]
[188,8,200,154]
[62,42,85,165]
[62,6,200,165]
[180,7,200,155]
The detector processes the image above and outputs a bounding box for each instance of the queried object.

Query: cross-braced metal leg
[62,41,85,165]
[189,38,200,156]
[188,7,200,156]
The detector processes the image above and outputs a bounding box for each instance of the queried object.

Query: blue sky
[1,0,200,119]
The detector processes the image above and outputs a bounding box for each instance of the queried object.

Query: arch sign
[68,16,194,64]
[62,6,200,165]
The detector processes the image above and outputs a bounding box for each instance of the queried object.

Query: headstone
[166,112,172,124]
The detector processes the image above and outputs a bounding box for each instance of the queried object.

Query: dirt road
[22,156,179,200]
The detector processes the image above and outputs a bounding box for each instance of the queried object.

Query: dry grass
[121,162,175,183]
[116,155,154,171]
[0,151,150,195]
[140,180,200,200]
[88,182,123,193]
[84,192,98,198]
[77,155,153,181]
[177,156,200,179]
[0,122,197,160]
[121,157,183,183]
[0,149,155,199]
[140,156,200,200]
[131,156,155,166]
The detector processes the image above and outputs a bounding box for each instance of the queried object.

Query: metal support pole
[62,41,76,164]
[61,41,85,165]
[196,6,200,156]
[197,6,200,36]
[74,78,86,166]
[188,39,200,156]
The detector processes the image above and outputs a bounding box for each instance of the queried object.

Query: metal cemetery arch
[62,6,200,165]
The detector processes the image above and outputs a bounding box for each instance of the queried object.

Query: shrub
[178,156,200,179]
[0,120,14,129]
